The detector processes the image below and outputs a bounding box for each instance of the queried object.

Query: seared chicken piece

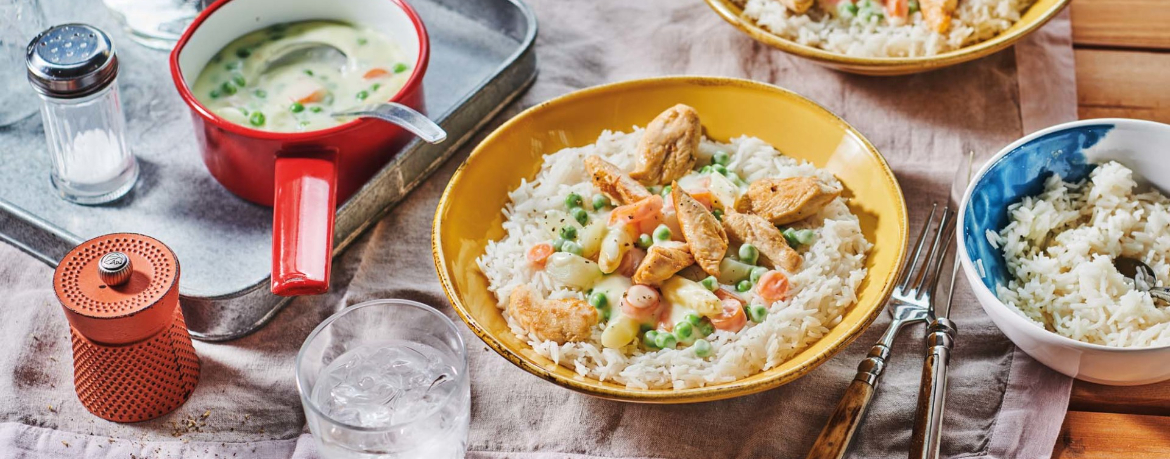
[632,241,695,286]
[507,285,598,344]
[672,184,728,277]
[722,211,803,272]
[584,155,653,205]
[735,176,841,225]
[780,0,813,14]
[630,104,701,186]
[921,0,957,33]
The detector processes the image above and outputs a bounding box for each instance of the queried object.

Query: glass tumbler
[102,0,208,50]
[296,300,470,459]
[0,0,46,126]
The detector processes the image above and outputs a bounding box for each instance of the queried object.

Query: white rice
[740,0,1034,58]
[476,129,871,389]
[992,162,1170,348]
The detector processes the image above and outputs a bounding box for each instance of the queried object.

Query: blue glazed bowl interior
[962,124,1114,293]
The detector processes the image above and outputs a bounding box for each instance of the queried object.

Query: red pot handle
[271,153,338,296]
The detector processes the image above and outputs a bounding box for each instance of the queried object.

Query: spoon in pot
[259,42,446,144]
[1114,256,1170,303]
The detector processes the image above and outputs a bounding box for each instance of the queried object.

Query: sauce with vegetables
[191,21,412,132]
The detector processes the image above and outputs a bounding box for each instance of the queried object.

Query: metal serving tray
[0,0,537,341]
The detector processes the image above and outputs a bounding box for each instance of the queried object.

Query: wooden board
[1059,2,1170,457]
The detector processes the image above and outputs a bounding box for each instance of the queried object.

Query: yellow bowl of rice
[704,0,1070,75]
[432,76,908,402]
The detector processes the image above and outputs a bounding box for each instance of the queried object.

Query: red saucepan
[170,0,442,296]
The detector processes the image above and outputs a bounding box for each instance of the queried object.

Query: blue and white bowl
[957,118,1170,385]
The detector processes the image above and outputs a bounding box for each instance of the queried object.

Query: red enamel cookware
[170,0,440,296]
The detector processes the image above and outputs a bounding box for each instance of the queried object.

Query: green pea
[684,313,703,326]
[310,106,323,113]
[248,111,265,127]
[750,266,768,284]
[356,90,369,100]
[220,81,237,95]
[298,120,310,129]
[232,74,246,87]
[700,276,718,291]
[565,192,584,209]
[588,291,607,309]
[591,193,611,210]
[393,62,409,73]
[290,102,304,113]
[693,339,712,357]
[712,164,728,175]
[253,89,267,98]
[660,185,672,196]
[224,61,241,71]
[699,165,713,174]
[371,83,382,91]
[643,330,659,349]
[562,241,583,256]
[748,304,768,323]
[712,209,724,221]
[653,224,672,242]
[235,48,251,58]
[674,321,694,339]
[736,280,752,292]
[357,37,369,45]
[570,207,588,225]
[739,244,759,265]
[795,229,816,245]
[601,308,611,322]
[838,1,859,17]
[908,0,920,13]
[636,234,653,249]
[552,238,566,252]
[654,332,677,349]
[697,318,715,336]
[209,89,221,99]
[712,151,731,166]
[648,186,661,195]
[303,69,314,76]
[560,225,577,240]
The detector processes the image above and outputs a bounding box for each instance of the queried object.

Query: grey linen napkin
[0,1,1076,458]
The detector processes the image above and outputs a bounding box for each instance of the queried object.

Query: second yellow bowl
[433,76,908,402]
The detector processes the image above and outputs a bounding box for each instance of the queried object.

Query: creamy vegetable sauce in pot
[192,21,411,132]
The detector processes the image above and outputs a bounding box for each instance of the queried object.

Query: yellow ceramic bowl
[704,0,1070,75]
[433,77,908,403]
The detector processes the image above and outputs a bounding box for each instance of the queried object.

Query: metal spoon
[259,41,348,74]
[258,43,446,144]
[1114,256,1170,303]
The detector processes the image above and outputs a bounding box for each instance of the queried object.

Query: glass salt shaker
[26,24,139,205]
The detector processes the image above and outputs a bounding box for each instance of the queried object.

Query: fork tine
[912,207,955,301]
[922,214,958,304]
[896,203,938,292]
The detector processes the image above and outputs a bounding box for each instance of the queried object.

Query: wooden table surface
[1053,1,1170,457]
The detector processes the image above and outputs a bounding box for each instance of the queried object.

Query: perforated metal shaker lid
[26,23,118,99]
[53,234,180,345]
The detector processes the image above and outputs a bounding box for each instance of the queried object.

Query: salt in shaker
[26,23,139,205]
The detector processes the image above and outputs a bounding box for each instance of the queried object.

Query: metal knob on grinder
[52,233,200,423]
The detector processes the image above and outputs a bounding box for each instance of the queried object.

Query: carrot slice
[526,243,555,268]
[363,68,390,79]
[710,298,747,332]
[296,88,329,104]
[757,271,791,302]
[608,195,665,234]
[886,0,908,19]
[689,190,717,211]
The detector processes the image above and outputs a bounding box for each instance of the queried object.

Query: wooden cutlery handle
[909,318,958,459]
[806,343,890,459]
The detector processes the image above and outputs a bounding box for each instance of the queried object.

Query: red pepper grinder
[52,233,200,422]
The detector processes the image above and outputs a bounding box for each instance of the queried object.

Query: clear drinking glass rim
[294,298,468,432]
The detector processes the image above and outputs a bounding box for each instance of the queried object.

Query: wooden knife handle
[806,342,889,459]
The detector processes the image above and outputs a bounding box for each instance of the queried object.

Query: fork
[806,203,957,459]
